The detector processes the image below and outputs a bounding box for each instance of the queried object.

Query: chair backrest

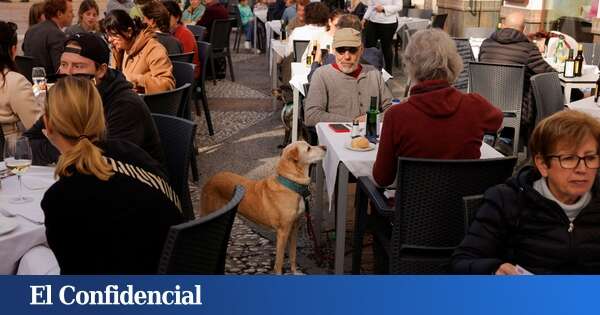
[462,194,484,234]
[530,72,565,125]
[196,41,211,88]
[462,27,495,39]
[293,40,310,63]
[209,18,235,50]
[401,28,418,51]
[468,61,525,154]
[169,52,195,63]
[171,61,196,118]
[231,4,243,28]
[431,13,448,29]
[158,185,244,274]
[15,55,35,83]
[557,16,593,43]
[581,42,600,66]
[187,24,206,41]
[407,8,433,19]
[452,38,475,92]
[389,157,517,274]
[151,114,197,221]
[142,83,190,116]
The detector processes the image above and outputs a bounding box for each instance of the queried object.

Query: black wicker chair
[158,185,244,274]
[208,18,236,84]
[352,157,517,274]
[230,4,244,52]
[171,61,200,182]
[187,24,207,41]
[169,52,195,63]
[530,72,565,126]
[196,41,215,136]
[15,55,35,83]
[152,114,197,221]
[142,83,190,116]
[452,38,475,92]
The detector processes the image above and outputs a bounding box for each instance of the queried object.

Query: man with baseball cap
[24,32,165,167]
[304,28,392,126]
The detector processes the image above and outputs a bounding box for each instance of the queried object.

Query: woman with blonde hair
[41,76,183,274]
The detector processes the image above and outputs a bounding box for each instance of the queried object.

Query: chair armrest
[357,176,394,216]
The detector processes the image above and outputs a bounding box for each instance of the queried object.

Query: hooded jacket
[478,28,555,135]
[24,69,166,167]
[452,166,600,275]
[112,28,175,93]
[372,80,503,186]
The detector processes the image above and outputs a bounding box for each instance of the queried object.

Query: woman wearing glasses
[102,10,175,93]
[0,21,40,138]
[453,110,600,275]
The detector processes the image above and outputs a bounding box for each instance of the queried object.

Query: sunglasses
[335,47,359,54]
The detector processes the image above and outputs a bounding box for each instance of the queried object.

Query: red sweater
[173,24,201,79]
[196,3,229,38]
[372,80,503,186]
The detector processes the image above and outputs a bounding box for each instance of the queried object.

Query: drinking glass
[4,136,33,204]
[31,67,47,97]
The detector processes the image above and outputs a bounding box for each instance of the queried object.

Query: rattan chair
[158,185,244,274]
[530,72,565,126]
[352,157,517,274]
[152,114,197,221]
[453,38,475,92]
[169,52,195,63]
[462,194,484,234]
[581,42,600,66]
[208,18,236,84]
[187,24,206,41]
[15,55,35,83]
[142,83,190,116]
[468,61,525,155]
[196,41,215,136]
[231,5,244,52]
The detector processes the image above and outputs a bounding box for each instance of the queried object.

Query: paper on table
[515,265,534,275]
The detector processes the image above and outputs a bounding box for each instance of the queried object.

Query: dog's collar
[277,175,310,198]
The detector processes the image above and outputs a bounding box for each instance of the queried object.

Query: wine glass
[4,136,33,204]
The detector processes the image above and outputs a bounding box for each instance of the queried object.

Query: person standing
[23,0,74,74]
[362,0,401,74]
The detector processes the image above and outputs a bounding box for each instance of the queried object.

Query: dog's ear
[287,146,299,162]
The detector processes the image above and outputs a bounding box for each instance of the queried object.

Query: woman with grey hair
[372,29,504,186]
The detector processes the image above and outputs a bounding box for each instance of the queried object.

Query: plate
[345,141,376,152]
[0,217,18,236]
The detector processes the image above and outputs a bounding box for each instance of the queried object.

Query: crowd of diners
[1,0,600,275]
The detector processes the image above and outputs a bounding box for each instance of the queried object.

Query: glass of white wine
[4,136,33,204]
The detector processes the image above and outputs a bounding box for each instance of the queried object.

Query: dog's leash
[276,176,325,263]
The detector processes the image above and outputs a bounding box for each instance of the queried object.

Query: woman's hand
[495,263,518,275]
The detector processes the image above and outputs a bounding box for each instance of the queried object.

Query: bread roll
[351,137,370,149]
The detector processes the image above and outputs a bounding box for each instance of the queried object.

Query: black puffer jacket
[452,166,600,275]
[478,28,555,136]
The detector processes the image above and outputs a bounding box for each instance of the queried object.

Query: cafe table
[567,95,600,119]
[313,122,505,274]
[0,165,59,274]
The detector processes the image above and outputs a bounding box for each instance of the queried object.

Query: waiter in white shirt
[362,0,402,74]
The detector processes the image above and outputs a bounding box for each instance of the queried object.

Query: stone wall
[437,0,503,37]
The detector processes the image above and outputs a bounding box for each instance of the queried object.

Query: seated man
[304,28,392,126]
[479,12,555,145]
[196,0,229,40]
[24,32,165,167]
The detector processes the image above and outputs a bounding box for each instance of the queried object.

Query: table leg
[292,87,299,142]
[271,47,278,110]
[254,18,258,54]
[564,87,572,104]
[313,160,324,246]
[334,163,349,275]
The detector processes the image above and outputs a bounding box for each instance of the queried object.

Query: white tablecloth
[469,37,485,60]
[0,166,58,274]
[315,122,505,210]
[568,96,600,119]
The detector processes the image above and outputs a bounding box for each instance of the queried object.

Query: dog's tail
[199,172,240,216]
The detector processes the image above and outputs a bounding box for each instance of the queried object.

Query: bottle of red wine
[366,96,379,140]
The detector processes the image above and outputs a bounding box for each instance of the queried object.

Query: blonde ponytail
[46,76,114,181]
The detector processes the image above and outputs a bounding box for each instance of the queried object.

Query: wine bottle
[564,49,575,78]
[366,96,379,140]
[574,43,584,77]
[280,19,286,40]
